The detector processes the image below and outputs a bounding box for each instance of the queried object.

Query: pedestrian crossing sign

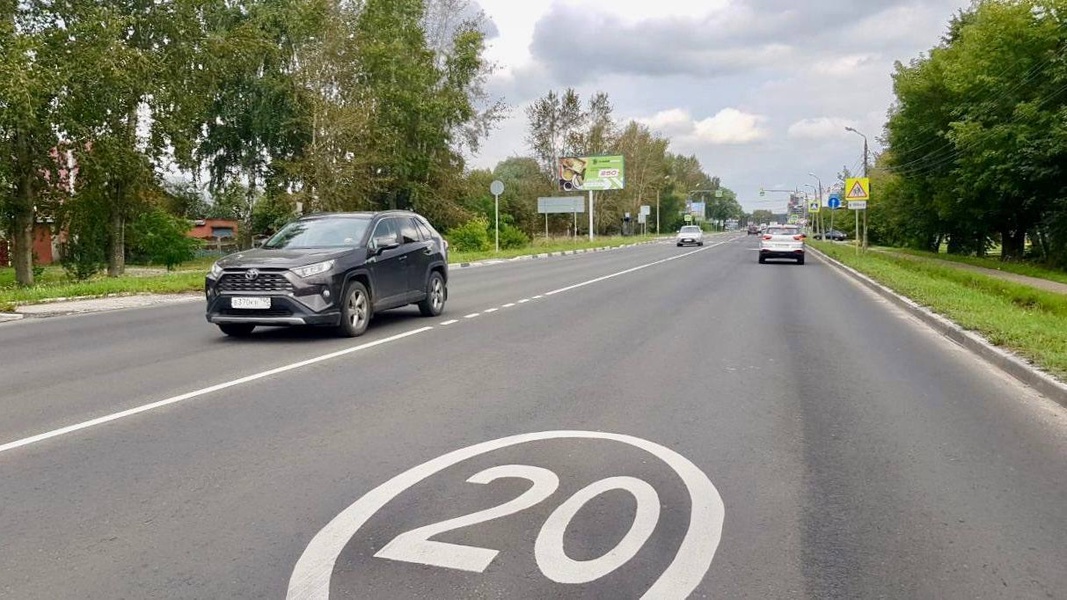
[845,178,870,201]
[809,200,820,213]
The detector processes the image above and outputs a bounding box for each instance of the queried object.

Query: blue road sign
[828,194,842,210]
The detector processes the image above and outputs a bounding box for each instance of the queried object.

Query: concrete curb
[0,313,24,323]
[810,247,1067,409]
[449,238,668,270]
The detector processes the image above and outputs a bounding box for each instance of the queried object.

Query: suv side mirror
[372,235,399,255]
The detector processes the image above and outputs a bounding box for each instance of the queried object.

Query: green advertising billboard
[559,155,625,191]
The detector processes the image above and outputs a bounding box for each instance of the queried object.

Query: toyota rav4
[205,211,448,337]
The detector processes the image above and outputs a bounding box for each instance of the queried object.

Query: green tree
[128,207,198,270]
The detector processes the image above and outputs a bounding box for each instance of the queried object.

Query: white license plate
[231,297,271,309]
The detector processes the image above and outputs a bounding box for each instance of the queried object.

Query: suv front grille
[218,272,294,293]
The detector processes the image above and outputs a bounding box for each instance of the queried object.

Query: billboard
[559,155,625,191]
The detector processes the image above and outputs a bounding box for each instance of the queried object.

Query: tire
[338,281,371,337]
[758,255,766,264]
[417,271,446,317]
[218,323,254,337]
[698,242,704,246]
[797,256,805,265]
[676,243,682,247]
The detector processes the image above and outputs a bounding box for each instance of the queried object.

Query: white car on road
[758,224,805,264]
[676,225,704,247]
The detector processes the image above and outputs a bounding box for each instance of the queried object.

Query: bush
[498,223,529,249]
[447,217,491,252]
[128,208,199,270]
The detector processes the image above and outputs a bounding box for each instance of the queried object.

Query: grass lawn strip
[892,247,1067,286]
[0,236,666,310]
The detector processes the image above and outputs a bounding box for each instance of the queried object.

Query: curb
[0,313,24,323]
[810,247,1067,409]
[450,239,667,270]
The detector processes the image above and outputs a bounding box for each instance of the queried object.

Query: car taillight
[793,235,804,241]
[763,235,772,240]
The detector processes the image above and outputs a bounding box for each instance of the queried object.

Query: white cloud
[813,54,880,76]
[693,109,770,145]
[639,107,769,146]
[787,117,858,141]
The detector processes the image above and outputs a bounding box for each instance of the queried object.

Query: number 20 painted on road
[286,431,725,600]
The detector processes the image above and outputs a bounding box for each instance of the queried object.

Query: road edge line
[810,246,1067,409]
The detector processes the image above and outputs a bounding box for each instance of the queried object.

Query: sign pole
[588,189,594,242]
[490,180,504,252]
[545,213,549,239]
[573,206,577,239]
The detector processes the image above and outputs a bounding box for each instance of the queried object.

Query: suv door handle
[398,256,408,262]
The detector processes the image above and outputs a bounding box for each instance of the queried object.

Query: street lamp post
[808,172,822,239]
[845,126,870,250]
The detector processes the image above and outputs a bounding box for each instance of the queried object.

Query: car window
[767,227,798,236]
[263,217,370,249]
[372,218,400,245]
[681,226,701,233]
[399,218,420,244]
[414,219,434,241]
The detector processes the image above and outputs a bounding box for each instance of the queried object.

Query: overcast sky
[470,0,971,212]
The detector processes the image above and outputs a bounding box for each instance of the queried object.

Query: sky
[468,0,971,213]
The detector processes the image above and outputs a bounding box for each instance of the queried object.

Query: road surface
[2,234,1065,599]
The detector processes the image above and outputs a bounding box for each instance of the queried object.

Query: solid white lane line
[518,299,530,303]
[544,243,721,297]
[464,313,480,319]
[0,327,435,455]
[502,303,516,308]
[440,320,458,326]
[484,308,499,313]
[532,295,544,299]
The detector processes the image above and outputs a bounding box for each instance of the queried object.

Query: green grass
[887,247,1067,286]
[0,236,665,310]
[448,234,663,264]
[812,241,1067,379]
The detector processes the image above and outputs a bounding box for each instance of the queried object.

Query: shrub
[447,216,491,252]
[128,208,199,270]
[498,223,529,249]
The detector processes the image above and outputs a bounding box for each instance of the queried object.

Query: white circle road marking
[285,431,725,600]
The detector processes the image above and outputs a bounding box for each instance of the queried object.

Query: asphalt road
[1,234,1065,599]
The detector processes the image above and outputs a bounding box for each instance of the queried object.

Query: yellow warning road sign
[845,178,870,201]
[808,200,820,213]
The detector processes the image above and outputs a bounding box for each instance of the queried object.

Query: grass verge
[448,235,662,264]
[890,247,1067,286]
[811,241,1067,380]
[0,236,665,310]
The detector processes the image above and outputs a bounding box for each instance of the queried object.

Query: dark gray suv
[205,211,448,337]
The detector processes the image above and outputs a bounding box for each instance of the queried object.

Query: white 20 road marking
[0,244,722,454]
[286,431,725,600]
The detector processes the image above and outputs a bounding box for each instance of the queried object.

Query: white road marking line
[532,295,544,299]
[286,431,724,600]
[483,308,499,313]
[502,303,516,308]
[0,327,435,455]
[464,313,480,319]
[440,320,458,326]
[544,243,721,297]
[518,299,530,303]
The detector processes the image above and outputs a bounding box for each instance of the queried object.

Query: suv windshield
[264,217,371,249]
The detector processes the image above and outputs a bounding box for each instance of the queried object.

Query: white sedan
[758,225,805,264]
[676,225,704,247]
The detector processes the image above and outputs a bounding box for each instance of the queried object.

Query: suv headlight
[209,262,223,278]
[291,259,335,278]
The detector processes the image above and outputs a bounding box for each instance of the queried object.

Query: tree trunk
[107,204,125,277]
[12,172,36,286]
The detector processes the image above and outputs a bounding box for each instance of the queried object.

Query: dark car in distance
[814,229,847,241]
[205,211,448,337]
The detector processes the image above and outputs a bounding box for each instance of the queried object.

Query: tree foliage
[882,0,1067,263]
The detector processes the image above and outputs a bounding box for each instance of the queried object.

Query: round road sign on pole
[490,180,504,252]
